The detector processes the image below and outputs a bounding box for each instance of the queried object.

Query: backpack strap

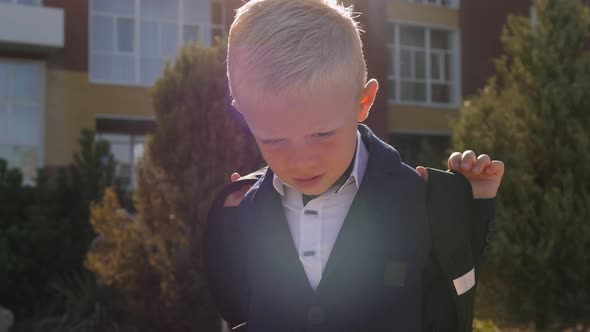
[204,168,266,332]
[425,167,477,332]
[216,168,266,203]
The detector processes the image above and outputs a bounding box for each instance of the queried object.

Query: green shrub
[0,129,120,322]
[473,319,500,332]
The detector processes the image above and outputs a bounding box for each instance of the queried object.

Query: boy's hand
[223,172,252,207]
[415,150,504,199]
[448,150,504,199]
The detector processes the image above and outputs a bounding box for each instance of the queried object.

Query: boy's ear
[357,79,378,123]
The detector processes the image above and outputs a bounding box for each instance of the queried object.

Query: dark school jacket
[204,124,496,332]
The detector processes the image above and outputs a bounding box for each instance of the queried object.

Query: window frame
[95,114,155,190]
[404,0,460,9]
[0,0,42,6]
[89,0,226,87]
[389,130,452,167]
[210,0,226,43]
[387,20,462,108]
[530,5,538,26]
[0,58,46,185]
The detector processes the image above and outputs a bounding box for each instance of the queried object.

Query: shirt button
[304,210,318,216]
[303,250,317,257]
[308,306,324,325]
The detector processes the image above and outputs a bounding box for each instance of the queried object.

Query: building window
[0,0,41,6]
[530,5,538,26]
[96,133,145,190]
[211,1,225,42]
[405,0,460,8]
[95,116,156,190]
[90,0,224,86]
[387,22,459,106]
[0,61,44,185]
[390,132,451,168]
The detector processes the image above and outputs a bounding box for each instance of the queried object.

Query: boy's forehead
[245,110,351,139]
[236,88,356,138]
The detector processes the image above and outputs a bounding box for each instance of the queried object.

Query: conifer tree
[452,0,590,328]
[87,41,262,331]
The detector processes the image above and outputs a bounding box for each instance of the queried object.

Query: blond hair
[227,0,367,102]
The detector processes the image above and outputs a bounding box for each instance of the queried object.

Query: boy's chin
[290,175,330,196]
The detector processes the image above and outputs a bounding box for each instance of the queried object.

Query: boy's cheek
[253,141,274,162]
[257,147,284,171]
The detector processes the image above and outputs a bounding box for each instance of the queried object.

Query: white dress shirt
[272,131,369,290]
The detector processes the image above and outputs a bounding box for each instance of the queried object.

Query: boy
[205,0,503,331]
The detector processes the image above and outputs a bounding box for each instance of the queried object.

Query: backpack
[204,167,495,331]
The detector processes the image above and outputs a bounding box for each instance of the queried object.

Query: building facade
[0,0,541,186]
[358,0,538,166]
[0,0,225,187]
[383,0,462,166]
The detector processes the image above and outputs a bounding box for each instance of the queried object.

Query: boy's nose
[287,148,318,171]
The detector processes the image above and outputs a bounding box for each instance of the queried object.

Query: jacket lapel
[247,124,408,296]
[317,124,406,293]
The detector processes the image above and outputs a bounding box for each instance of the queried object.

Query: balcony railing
[0,1,64,52]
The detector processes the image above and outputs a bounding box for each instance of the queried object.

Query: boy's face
[233,80,377,195]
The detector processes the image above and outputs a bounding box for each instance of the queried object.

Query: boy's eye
[313,131,336,138]
[261,138,284,145]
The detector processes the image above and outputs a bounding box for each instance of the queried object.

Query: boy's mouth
[294,174,324,188]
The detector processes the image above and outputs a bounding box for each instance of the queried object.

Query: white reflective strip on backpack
[453,267,475,296]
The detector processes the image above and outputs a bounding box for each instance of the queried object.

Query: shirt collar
[272,130,369,197]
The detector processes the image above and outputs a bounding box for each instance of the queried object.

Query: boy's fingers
[485,160,505,176]
[448,152,463,170]
[461,150,477,171]
[223,185,252,207]
[415,166,429,182]
[472,154,491,174]
[230,172,241,182]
